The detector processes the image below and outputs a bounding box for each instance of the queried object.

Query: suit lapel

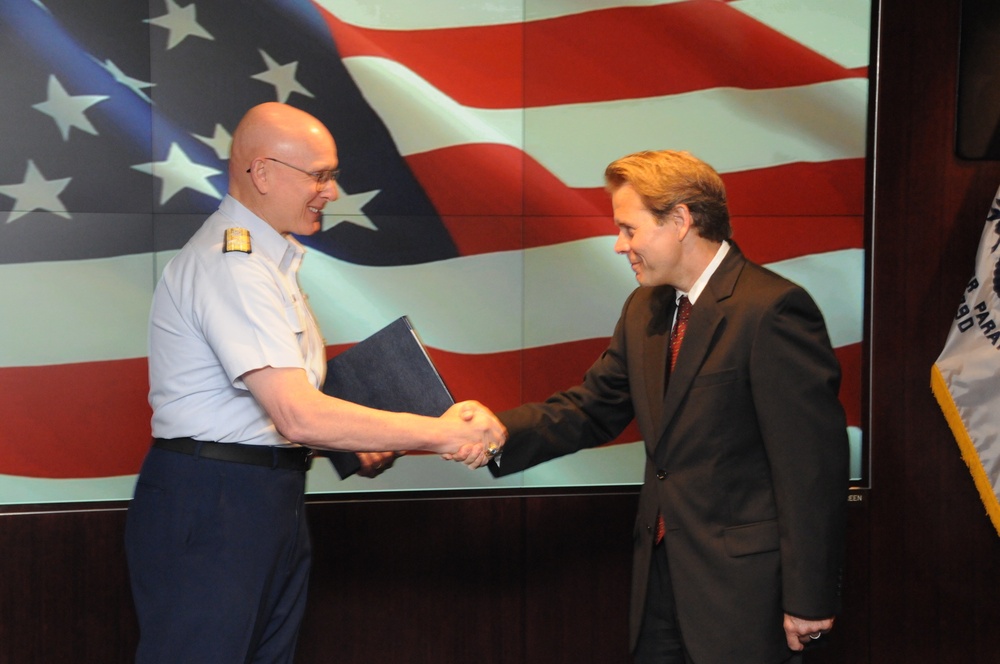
[652,246,746,460]
[641,288,675,456]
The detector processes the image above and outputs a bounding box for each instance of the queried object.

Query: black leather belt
[153,437,313,471]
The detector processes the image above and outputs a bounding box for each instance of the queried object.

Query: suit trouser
[632,541,805,664]
[125,445,312,664]
[633,540,689,664]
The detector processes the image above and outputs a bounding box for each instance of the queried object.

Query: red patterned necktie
[657,295,692,545]
[669,295,692,370]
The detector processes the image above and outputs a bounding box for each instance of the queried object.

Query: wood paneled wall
[5,0,1000,661]
[866,0,1000,660]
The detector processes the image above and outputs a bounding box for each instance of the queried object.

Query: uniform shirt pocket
[283,299,306,335]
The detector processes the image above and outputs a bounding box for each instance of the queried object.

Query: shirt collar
[677,240,730,305]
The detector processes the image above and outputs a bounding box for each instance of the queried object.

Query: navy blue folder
[321,316,455,478]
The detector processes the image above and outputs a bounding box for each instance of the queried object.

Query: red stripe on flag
[405,338,862,446]
[523,1,859,107]
[732,215,863,265]
[434,339,644,447]
[835,343,862,429]
[724,159,866,217]
[407,144,607,222]
[318,1,858,110]
[0,360,151,478]
[421,152,865,257]
[530,160,868,222]
[406,144,527,218]
[317,8,523,109]
[3,335,856,480]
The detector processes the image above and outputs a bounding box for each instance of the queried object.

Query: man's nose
[318,180,338,201]
[614,233,629,254]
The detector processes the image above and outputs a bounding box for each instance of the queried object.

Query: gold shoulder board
[223,227,252,254]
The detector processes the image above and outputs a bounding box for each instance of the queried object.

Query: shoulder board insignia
[223,227,252,254]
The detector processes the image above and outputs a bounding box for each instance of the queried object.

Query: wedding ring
[808,633,821,640]
[486,443,500,458]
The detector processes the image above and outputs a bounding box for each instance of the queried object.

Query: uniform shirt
[148,195,326,447]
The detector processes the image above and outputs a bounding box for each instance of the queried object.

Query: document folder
[321,316,455,478]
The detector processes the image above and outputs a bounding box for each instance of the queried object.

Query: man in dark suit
[490,150,848,663]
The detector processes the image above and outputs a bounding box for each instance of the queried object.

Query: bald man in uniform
[125,102,506,664]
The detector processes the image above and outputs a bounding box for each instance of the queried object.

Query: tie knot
[676,295,691,322]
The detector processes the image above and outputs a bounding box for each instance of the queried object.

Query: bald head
[228,103,339,234]
[230,103,335,183]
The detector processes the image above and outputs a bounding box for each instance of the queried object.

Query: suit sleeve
[490,294,639,477]
[750,285,849,619]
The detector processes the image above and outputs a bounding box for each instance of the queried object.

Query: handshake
[354,400,507,478]
[439,400,507,469]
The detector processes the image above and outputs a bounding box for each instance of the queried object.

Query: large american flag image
[0,0,868,503]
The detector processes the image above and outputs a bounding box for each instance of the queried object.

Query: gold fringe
[931,364,1000,538]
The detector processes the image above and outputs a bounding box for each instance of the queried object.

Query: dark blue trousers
[125,446,312,664]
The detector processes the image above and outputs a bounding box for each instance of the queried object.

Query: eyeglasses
[246,157,341,189]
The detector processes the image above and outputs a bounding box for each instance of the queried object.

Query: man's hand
[355,451,402,478]
[439,401,507,468]
[784,613,834,651]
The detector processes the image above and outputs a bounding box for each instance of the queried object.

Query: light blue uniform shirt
[148,195,326,447]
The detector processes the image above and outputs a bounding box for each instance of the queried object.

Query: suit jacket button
[656,470,667,480]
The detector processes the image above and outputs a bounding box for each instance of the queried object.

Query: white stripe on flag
[2,243,863,365]
[343,54,868,185]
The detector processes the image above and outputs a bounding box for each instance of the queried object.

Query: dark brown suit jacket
[492,244,848,663]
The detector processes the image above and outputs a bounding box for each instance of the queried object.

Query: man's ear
[246,159,270,194]
[670,203,694,242]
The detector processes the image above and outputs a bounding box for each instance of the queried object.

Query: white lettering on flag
[931,185,1000,536]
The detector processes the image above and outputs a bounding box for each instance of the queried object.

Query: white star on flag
[31,75,109,142]
[146,0,214,50]
[252,49,315,103]
[193,124,232,160]
[322,186,381,231]
[132,142,222,205]
[0,160,73,223]
[94,58,155,104]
